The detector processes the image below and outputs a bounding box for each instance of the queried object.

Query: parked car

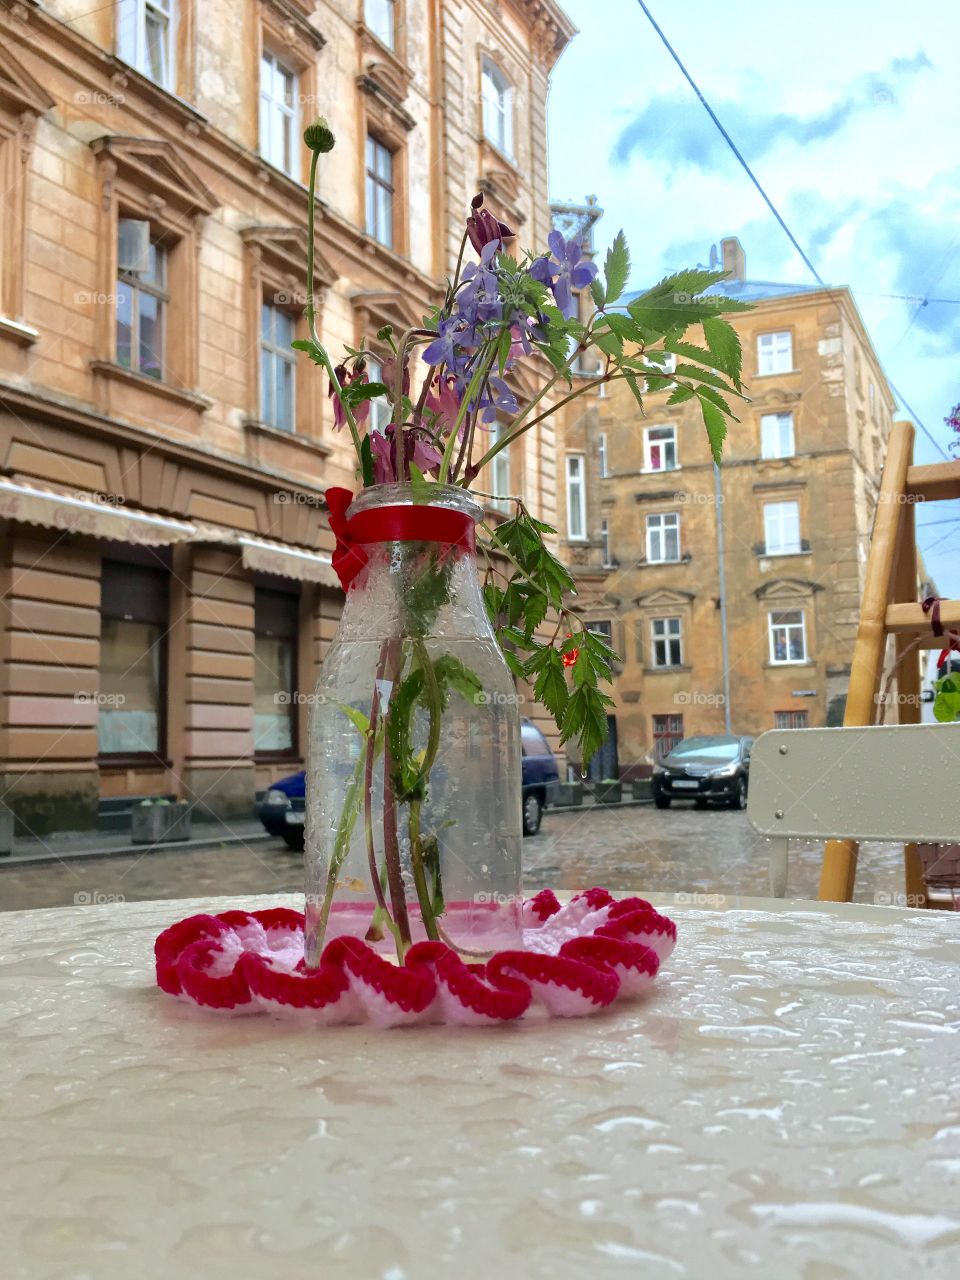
[651,735,753,810]
[259,719,560,849]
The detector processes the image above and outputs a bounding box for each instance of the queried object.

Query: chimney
[721,237,746,283]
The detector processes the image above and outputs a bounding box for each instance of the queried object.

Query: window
[586,620,613,643]
[775,710,809,729]
[490,420,511,513]
[769,609,807,664]
[364,356,391,433]
[98,560,169,758]
[646,512,680,563]
[644,425,677,472]
[600,518,612,567]
[763,500,801,556]
[118,0,175,90]
[598,431,608,477]
[260,305,296,431]
[653,713,683,760]
[651,617,682,668]
[481,57,513,158]
[116,224,166,380]
[260,52,298,177]
[566,455,586,540]
[365,135,394,248]
[364,0,395,49]
[760,412,795,459]
[660,352,676,375]
[255,589,299,756]
[757,330,793,375]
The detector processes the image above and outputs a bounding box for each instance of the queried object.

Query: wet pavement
[0,802,906,913]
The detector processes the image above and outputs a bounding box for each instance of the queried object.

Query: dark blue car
[258,718,559,849]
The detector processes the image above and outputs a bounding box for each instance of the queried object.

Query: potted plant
[631,777,653,802]
[0,802,13,856]
[554,780,584,807]
[131,798,192,846]
[595,778,623,805]
[294,119,749,965]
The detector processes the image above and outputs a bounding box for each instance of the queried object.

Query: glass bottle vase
[304,483,522,966]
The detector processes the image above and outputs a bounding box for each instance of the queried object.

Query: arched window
[481,57,513,158]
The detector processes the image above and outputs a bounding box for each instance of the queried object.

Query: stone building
[557,234,901,777]
[0,0,573,834]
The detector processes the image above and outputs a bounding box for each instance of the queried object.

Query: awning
[0,478,196,546]
[0,478,339,584]
[238,536,338,587]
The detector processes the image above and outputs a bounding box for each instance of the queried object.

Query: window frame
[117,0,177,93]
[652,713,684,760]
[600,518,612,568]
[597,431,608,478]
[774,709,809,729]
[481,55,514,160]
[646,511,681,564]
[364,0,396,50]
[763,499,802,556]
[365,133,395,248]
[116,230,168,382]
[768,609,808,665]
[651,615,683,669]
[260,302,297,432]
[254,586,300,762]
[259,48,299,179]
[644,424,678,472]
[97,558,170,766]
[565,453,587,541]
[757,329,794,376]
[489,420,512,514]
[760,411,795,460]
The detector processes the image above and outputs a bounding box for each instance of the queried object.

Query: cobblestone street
[0,802,905,913]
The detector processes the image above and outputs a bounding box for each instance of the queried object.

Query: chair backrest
[748,723,960,843]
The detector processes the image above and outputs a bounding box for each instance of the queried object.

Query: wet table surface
[1,893,958,1280]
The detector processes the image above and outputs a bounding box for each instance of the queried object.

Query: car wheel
[694,798,709,809]
[654,795,671,809]
[282,829,305,851]
[522,792,543,837]
[729,778,747,810]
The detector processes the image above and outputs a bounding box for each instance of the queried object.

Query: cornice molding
[89,135,219,216]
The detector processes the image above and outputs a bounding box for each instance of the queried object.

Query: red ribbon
[325,487,476,591]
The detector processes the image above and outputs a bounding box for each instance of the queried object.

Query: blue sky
[549,0,960,593]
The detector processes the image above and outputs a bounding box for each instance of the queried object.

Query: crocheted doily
[155,888,676,1027]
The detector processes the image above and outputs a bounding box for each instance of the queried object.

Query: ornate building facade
[0,0,573,834]
[557,232,901,777]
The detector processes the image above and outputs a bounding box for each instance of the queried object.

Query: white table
[2,893,958,1279]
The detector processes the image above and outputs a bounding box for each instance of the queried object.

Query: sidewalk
[0,818,272,866]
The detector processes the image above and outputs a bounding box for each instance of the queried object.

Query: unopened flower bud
[304,117,335,153]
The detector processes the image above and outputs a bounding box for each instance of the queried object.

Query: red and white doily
[155,888,676,1028]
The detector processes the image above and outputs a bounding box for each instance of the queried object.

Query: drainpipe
[714,463,732,733]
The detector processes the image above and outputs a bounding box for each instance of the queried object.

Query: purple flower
[531,230,598,318]
[422,317,463,368]
[370,426,443,483]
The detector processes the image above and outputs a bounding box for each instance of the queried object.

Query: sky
[549,0,960,593]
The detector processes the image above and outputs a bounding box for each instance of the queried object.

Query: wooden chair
[797,420,960,904]
[747,722,960,904]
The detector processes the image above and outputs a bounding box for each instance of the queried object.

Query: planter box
[131,801,192,845]
[0,805,13,856]
[916,842,960,889]
[631,779,652,802]
[595,782,623,805]
[554,782,584,808]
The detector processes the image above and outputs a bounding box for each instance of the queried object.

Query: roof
[622,279,828,307]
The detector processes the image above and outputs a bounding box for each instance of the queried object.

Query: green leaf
[433,654,484,707]
[667,384,696,405]
[502,649,527,681]
[603,230,630,305]
[698,393,728,465]
[590,277,606,309]
[673,363,737,394]
[336,703,370,736]
[343,380,390,406]
[623,371,645,409]
[696,384,739,421]
[701,316,743,391]
[593,330,624,358]
[534,649,569,723]
[408,462,432,504]
[360,433,375,486]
